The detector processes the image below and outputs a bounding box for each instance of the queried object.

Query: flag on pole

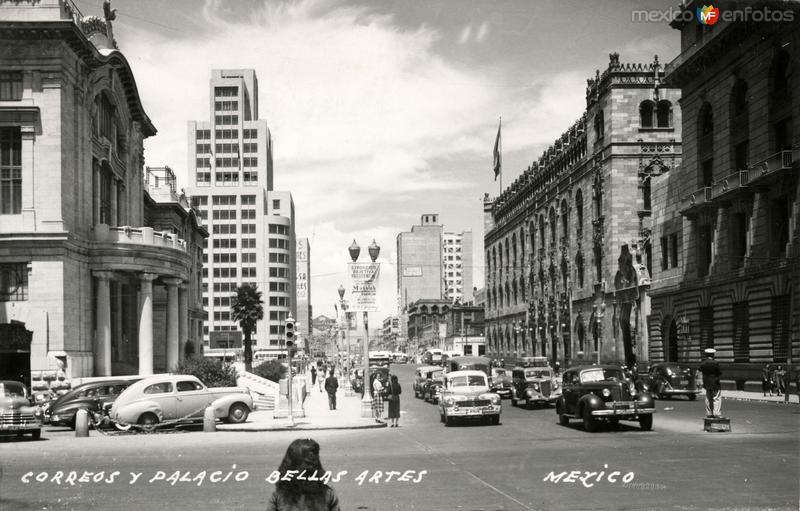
[493,119,502,181]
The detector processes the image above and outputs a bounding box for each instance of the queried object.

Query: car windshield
[0,382,26,398]
[581,368,625,383]
[525,369,551,379]
[428,371,443,379]
[449,375,487,387]
[493,369,507,377]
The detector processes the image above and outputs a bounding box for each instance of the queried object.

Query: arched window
[594,110,605,140]
[640,100,655,128]
[730,79,749,171]
[520,227,525,268]
[538,216,545,254]
[772,50,790,98]
[770,51,792,152]
[529,223,535,261]
[511,233,517,270]
[575,189,584,237]
[560,199,569,243]
[549,208,557,246]
[656,100,672,128]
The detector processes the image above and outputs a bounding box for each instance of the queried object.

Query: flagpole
[498,117,502,193]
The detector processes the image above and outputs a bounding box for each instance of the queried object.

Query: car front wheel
[688,394,697,401]
[138,413,159,432]
[227,403,250,424]
[556,400,569,426]
[31,430,41,440]
[444,415,455,427]
[582,408,598,433]
[639,414,653,431]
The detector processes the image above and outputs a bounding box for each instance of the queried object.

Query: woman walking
[371,373,385,422]
[265,438,340,511]
[386,374,402,427]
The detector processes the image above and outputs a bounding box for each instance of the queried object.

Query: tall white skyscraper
[187,69,296,357]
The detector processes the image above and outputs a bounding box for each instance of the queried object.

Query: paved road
[1,364,798,510]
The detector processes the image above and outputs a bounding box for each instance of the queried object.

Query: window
[734,141,749,171]
[196,129,211,140]
[177,380,203,392]
[642,176,651,211]
[729,213,747,269]
[243,157,258,168]
[0,128,22,215]
[773,118,792,151]
[594,110,604,141]
[0,263,28,301]
[242,267,257,278]
[144,382,173,394]
[195,157,211,169]
[243,129,258,139]
[701,159,714,188]
[214,101,238,112]
[272,199,280,210]
[697,225,712,277]
[669,233,678,268]
[212,195,237,205]
[214,86,238,98]
[656,100,672,128]
[241,223,256,234]
[196,143,211,154]
[241,195,256,205]
[699,307,714,350]
[243,143,258,153]
[660,236,668,271]
[640,101,654,128]
[770,197,789,257]
[732,302,749,363]
[98,166,112,225]
[215,129,239,140]
[215,115,239,126]
[0,72,23,101]
[771,50,790,100]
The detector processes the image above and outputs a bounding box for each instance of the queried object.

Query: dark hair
[274,439,329,504]
[390,374,398,384]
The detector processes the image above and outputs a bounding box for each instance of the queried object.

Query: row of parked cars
[1,374,254,439]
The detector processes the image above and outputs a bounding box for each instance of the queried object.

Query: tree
[230,284,264,372]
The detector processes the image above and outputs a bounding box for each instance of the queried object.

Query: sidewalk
[218,373,386,432]
[722,390,799,404]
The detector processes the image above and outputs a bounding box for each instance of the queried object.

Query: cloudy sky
[76,0,679,323]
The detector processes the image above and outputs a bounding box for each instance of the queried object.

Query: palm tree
[230,284,264,372]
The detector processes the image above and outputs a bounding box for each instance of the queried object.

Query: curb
[723,396,799,405]
[218,421,388,432]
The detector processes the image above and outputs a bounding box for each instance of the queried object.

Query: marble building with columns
[0,1,207,383]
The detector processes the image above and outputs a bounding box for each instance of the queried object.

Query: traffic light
[285,316,296,356]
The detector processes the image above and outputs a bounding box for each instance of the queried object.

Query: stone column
[94,271,114,376]
[138,273,158,376]
[178,284,189,362]
[110,179,118,226]
[113,281,124,364]
[20,126,36,230]
[164,278,182,372]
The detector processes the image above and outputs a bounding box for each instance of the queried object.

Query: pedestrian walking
[325,370,339,410]
[761,364,772,397]
[698,348,722,418]
[774,365,786,396]
[311,366,317,387]
[386,374,401,427]
[265,438,341,511]
[371,373,385,422]
[319,365,326,392]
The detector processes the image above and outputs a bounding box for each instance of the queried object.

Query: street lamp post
[348,239,381,419]
[338,284,353,396]
[594,302,606,364]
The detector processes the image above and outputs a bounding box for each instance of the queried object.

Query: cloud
[122,0,506,318]
[476,21,490,42]
[458,24,472,44]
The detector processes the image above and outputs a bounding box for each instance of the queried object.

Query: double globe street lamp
[347,239,380,419]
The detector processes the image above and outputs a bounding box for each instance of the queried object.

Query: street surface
[1,364,798,511]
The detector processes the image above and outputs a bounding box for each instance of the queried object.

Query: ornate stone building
[484,54,682,367]
[0,1,206,383]
[650,2,799,376]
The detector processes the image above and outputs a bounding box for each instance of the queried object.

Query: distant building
[296,238,311,351]
[186,69,297,359]
[0,3,206,383]
[651,2,799,366]
[382,315,401,350]
[397,214,444,308]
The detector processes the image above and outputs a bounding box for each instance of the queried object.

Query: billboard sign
[348,262,380,312]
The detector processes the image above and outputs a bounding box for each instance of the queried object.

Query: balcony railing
[93,224,187,252]
[679,186,713,216]
[712,170,749,199]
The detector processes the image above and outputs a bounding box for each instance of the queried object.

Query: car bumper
[592,405,656,417]
[0,424,40,433]
[449,405,501,416]
[662,388,702,396]
[493,389,512,398]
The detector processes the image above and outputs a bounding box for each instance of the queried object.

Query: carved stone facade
[484,54,682,368]
[0,2,206,383]
[650,3,800,372]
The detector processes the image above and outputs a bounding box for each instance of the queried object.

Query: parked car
[0,381,40,439]
[351,369,364,394]
[510,366,561,408]
[413,366,442,398]
[423,376,444,404]
[109,375,253,430]
[438,370,501,426]
[444,356,491,376]
[639,362,702,400]
[555,365,655,432]
[42,379,131,429]
[490,368,513,399]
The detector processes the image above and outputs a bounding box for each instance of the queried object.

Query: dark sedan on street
[43,379,131,429]
[556,365,655,432]
[640,362,702,400]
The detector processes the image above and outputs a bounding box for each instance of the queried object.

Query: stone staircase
[237,371,279,411]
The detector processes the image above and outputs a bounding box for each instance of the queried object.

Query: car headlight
[490,395,501,405]
[533,383,540,391]
[629,383,636,395]
[602,388,611,397]
[553,381,559,389]
[51,414,60,422]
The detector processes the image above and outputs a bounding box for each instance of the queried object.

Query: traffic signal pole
[285,316,295,427]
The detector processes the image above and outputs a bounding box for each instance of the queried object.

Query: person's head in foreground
[269,438,339,511]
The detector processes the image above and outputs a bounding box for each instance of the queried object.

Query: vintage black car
[555,365,655,432]
[490,368,513,399]
[44,379,131,429]
[413,366,442,399]
[639,363,702,400]
[510,366,561,408]
[423,377,444,404]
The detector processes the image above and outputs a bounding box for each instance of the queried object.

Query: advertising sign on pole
[348,262,380,312]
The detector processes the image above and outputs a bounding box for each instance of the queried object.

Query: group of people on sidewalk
[370,372,401,427]
[309,364,341,411]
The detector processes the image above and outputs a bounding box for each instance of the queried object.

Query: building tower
[187,69,296,358]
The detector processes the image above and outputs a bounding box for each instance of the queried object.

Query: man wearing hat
[698,348,722,418]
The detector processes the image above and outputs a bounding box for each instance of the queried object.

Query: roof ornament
[652,55,661,100]
[103,0,117,41]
